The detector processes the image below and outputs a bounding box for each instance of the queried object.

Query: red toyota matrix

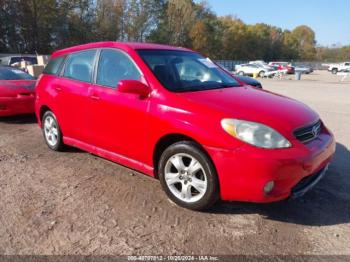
[35,42,335,210]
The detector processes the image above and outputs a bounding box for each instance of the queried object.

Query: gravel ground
[0,70,349,255]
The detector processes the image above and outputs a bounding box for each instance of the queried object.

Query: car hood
[0,80,36,97]
[178,86,319,136]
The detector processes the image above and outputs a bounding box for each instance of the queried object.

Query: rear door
[55,49,97,143]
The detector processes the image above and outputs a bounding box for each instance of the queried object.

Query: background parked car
[249,60,274,71]
[0,66,36,117]
[294,64,314,74]
[235,64,267,77]
[215,63,263,89]
[269,62,295,74]
[327,62,350,74]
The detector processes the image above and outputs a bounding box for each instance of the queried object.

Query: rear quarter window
[43,56,66,75]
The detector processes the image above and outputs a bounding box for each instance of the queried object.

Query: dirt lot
[0,70,349,255]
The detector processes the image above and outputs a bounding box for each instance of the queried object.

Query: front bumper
[204,132,335,203]
[0,96,35,117]
[291,164,329,199]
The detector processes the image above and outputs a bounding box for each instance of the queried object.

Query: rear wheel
[332,68,338,74]
[158,141,219,211]
[42,111,64,151]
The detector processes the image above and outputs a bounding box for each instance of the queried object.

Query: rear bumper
[0,96,35,117]
[204,132,335,203]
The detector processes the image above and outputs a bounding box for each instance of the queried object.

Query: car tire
[332,68,338,74]
[259,71,265,77]
[158,141,219,211]
[238,71,245,76]
[42,111,64,151]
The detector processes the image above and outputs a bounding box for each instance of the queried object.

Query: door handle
[90,95,100,101]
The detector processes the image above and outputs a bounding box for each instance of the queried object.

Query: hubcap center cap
[180,170,191,182]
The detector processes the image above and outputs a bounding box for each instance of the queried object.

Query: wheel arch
[152,133,217,180]
[38,105,53,127]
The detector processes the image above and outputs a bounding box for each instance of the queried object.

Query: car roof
[51,42,193,58]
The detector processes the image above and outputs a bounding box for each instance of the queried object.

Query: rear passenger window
[96,49,141,88]
[43,56,66,75]
[63,50,96,82]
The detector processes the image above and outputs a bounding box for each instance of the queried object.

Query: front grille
[294,120,322,143]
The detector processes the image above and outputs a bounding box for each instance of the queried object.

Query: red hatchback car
[35,42,335,210]
[0,66,36,117]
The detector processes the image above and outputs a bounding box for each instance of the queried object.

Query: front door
[90,48,150,162]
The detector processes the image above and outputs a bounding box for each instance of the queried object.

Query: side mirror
[117,80,151,98]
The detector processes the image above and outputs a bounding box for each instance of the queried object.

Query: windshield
[137,50,240,92]
[0,67,35,80]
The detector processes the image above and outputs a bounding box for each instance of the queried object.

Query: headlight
[221,119,291,149]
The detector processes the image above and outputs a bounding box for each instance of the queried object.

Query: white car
[249,61,274,71]
[235,64,267,77]
[328,62,350,74]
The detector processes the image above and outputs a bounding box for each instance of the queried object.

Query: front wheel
[332,68,338,74]
[158,141,219,211]
[259,71,265,77]
[42,111,64,151]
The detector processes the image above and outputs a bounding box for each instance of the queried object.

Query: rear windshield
[137,50,240,92]
[0,67,35,80]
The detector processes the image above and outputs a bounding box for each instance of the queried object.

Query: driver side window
[96,49,141,88]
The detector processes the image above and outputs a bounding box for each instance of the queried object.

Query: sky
[200,0,350,46]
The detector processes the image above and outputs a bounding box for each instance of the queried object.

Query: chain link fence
[215,60,330,71]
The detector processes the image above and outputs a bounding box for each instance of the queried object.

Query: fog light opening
[264,181,275,194]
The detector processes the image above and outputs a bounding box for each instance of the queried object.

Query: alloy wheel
[44,115,59,147]
[164,153,208,203]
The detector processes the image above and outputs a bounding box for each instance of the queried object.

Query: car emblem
[312,125,319,137]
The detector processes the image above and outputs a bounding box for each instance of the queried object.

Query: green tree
[189,2,222,58]
[291,25,316,60]
[95,0,125,41]
[124,0,162,42]
[281,30,299,60]
[219,16,252,60]
[0,0,347,62]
